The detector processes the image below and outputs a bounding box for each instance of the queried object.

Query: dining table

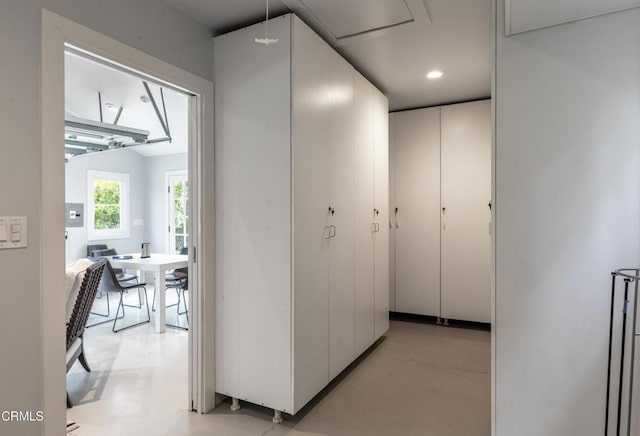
[108,253,188,333]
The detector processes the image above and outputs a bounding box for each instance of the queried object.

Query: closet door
[214,15,293,411]
[389,113,396,312]
[354,72,375,355]
[440,100,491,323]
[373,88,389,340]
[327,52,356,380]
[292,17,331,411]
[394,108,441,316]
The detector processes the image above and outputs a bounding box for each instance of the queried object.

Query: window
[87,170,129,240]
[167,171,188,253]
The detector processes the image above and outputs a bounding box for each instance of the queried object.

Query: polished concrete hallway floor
[67,317,490,436]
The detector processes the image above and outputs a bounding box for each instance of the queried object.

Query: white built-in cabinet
[390,100,491,323]
[214,14,389,415]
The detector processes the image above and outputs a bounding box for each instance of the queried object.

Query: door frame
[41,10,215,435]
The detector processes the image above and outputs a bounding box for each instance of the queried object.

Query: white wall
[65,150,188,262]
[495,3,640,435]
[65,149,148,262]
[146,153,189,253]
[0,1,210,434]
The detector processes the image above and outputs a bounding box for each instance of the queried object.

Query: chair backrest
[97,260,126,294]
[91,248,117,257]
[86,244,108,257]
[66,259,107,350]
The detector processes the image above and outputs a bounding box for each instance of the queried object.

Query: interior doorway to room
[62,46,196,429]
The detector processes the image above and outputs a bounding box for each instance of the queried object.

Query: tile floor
[68,303,490,436]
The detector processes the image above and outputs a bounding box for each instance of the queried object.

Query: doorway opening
[63,47,194,428]
[41,10,215,435]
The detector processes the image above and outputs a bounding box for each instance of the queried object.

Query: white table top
[108,253,188,271]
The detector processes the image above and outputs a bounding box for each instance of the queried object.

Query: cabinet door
[394,108,441,316]
[214,15,293,412]
[373,89,389,340]
[292,17,331,412]
[389,113,396,312]
[354,72,375,355]
[441,100,491,323]
[327,53,356,380]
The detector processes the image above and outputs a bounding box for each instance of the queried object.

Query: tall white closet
[214,14,389,415]
[390,100,491,323]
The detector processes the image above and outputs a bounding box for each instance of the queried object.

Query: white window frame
[166,170,189,253]
[87,169,130,240]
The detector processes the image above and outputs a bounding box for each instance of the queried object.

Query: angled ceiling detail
[65,51,189,158]
[299,0,414,39]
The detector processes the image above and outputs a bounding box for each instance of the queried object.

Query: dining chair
[89,248,141,318]
[92,260,151,333]
[66,258,107,407]
[153,247,188,311]
[165,277,189,330]
[152,247,189,330]
[90,248,138,282]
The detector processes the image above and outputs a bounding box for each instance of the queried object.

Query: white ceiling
[65,51,189,157]
[165,0,491,111]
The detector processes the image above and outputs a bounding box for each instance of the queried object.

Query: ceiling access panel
[300,0,414,39]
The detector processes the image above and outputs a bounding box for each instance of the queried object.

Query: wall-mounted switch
[0,217,27,249]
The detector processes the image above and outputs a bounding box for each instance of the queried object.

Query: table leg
[155,270,166,333]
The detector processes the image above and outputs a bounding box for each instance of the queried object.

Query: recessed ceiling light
[426,70,443,79]
[105,102,119,111]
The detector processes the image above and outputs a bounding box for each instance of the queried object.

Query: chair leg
[183,290,189,324]
[112,292,125,333]
[123,287,143,309]
[86,293,124,328]
[166,288,188,331]
[178,289,188,315]
[90,291,111,317]
[78,341,91,373]
[113,288,151,333]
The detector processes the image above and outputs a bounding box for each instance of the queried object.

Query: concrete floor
[68,301,490,436]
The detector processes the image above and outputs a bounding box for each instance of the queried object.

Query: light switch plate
[0,217,27,249]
